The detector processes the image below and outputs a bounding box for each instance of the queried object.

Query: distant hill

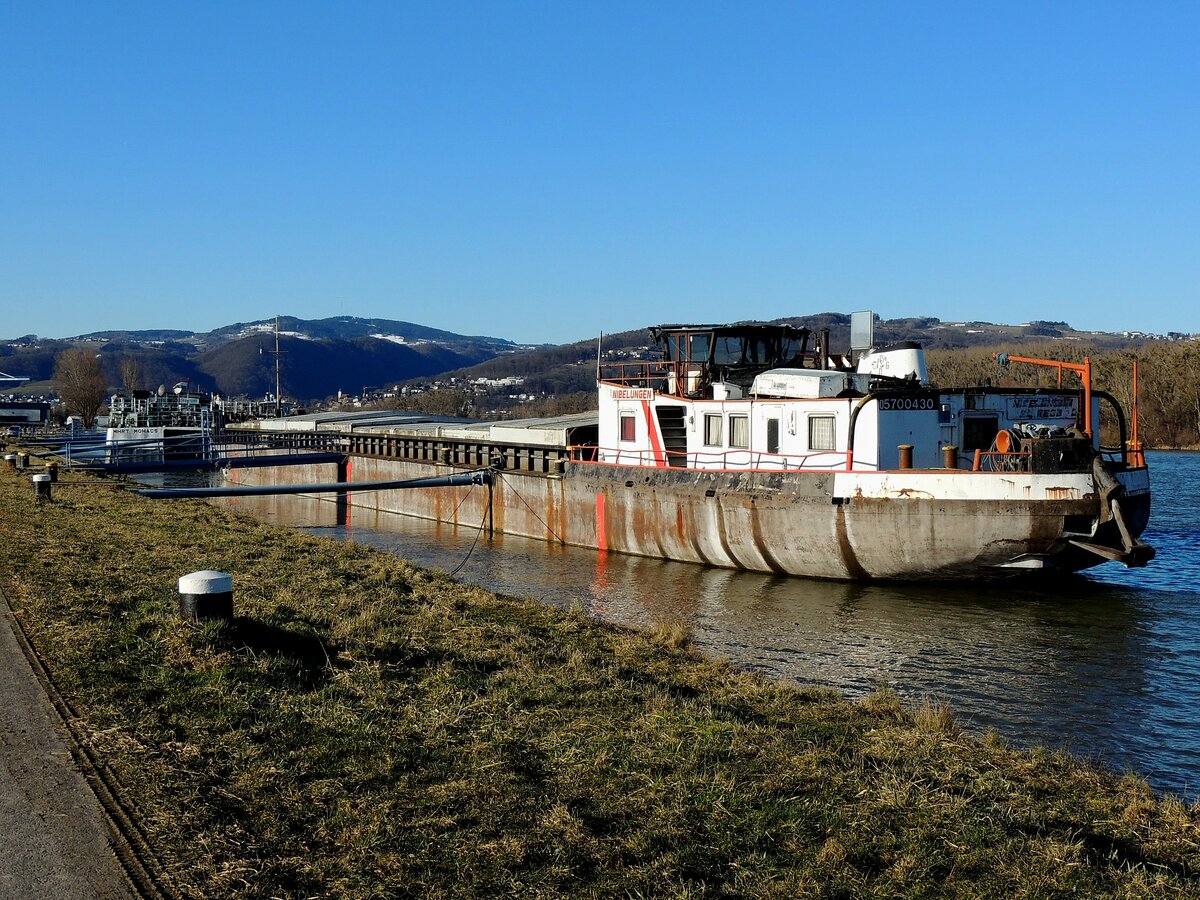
[200,315,515,349]
[1,315,521,402]
[195,333,498,399]
[74,328,195,342]
[68,316,521,351]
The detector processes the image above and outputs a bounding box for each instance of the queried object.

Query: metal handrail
[573,443,1048,474]
[571,444,852,471]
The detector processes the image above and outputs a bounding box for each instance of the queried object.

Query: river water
[215,451,1200,798]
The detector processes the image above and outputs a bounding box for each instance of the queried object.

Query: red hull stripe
[596,492,607,550]
[641,400,667,467]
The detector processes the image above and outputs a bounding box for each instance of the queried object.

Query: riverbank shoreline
[2,463,1198,897]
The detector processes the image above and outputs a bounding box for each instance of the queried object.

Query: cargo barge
[228,316,1153,581]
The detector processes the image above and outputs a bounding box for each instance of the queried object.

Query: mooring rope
[448,481,475,522]
[448,483,492,578]
[500,474,567,545]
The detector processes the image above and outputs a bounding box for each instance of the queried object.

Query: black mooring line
[74,452,346,475]
[133,470,492,499]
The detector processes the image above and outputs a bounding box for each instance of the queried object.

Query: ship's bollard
[44,462,58,483]
[942,445,958,469]
[898,444,913,469]
[177,570,234,623]
[1127,439,1145,469]
[3,454,15,470]
[32,473,51,502]
[972,449,983,471]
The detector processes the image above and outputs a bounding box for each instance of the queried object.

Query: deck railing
[598,362,708,398]
[573,445,854,471]
[573,445,1051,474]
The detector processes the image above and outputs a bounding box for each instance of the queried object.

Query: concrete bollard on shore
[177,570,234,623]
[4,454,15,471]
[32,473,52,502]
[16,452,29,470]
[44,462,58,483]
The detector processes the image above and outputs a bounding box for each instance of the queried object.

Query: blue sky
[2,2,1197,344]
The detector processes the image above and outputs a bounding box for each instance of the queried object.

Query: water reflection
[581,557,1153,754]
[215,451,1200,798]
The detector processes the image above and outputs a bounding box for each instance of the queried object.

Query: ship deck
[229,410,599,474]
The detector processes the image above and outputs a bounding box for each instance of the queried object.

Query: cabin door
[762,405,785,459]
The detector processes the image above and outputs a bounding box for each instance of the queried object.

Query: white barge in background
[229,313,1153,581]
[105,384,217,461]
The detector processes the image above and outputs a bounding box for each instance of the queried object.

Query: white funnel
[856,342,929,384]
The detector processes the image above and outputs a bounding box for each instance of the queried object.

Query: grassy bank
[1,464,1198,898]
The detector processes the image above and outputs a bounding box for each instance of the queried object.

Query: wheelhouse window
[619,412,636,442]
[808,415,836,451]
[713,335,743,366]
[781,335,808,363]
[703,413,723,446]
[729,414,750,449]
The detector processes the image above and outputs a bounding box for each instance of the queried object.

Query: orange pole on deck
[1132,360,1140,446]
[1129,360,1144,468]
[1083,356,1092,437]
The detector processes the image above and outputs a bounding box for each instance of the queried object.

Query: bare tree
[54,348,109,427]
[119,355,143,395]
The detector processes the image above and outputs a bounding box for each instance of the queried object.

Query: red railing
[599,361,672,385]
[599,361,717,398]
[571,444,849,471]
[572,445,1047,474]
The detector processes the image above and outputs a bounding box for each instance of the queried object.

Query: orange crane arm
[994,353,1093,437]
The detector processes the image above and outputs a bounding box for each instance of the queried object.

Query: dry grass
[911,696,959,735]
[646,619,692,649]
[2,464,1200,898]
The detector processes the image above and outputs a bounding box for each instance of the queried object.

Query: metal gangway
[19,429,348,475]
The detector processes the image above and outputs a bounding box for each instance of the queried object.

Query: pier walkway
[0,587,134,899]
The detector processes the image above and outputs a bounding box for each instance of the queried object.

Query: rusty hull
[232,455,1114,580]
[574,464,1098,580]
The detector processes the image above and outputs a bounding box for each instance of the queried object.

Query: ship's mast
[275,315,282,417]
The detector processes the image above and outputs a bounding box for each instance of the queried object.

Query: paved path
[0,593,134,899]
